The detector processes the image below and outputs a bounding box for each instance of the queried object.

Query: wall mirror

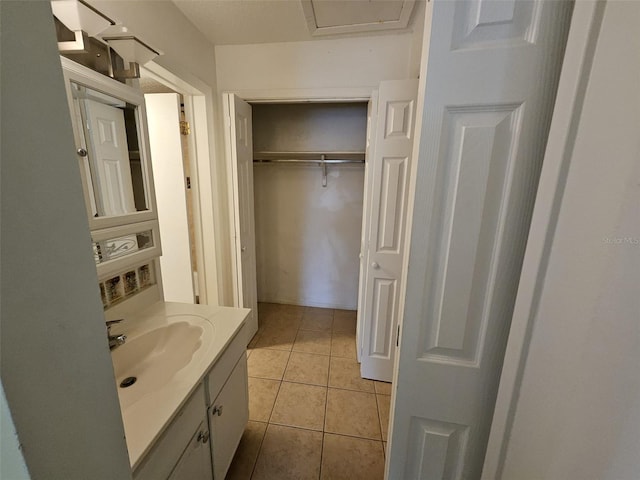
[63,57,158,230]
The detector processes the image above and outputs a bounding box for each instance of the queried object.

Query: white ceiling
[173,0,421,46]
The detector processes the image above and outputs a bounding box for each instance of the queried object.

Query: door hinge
[186,176,191,189]
[396,324,401,347]
[180,120,190,135]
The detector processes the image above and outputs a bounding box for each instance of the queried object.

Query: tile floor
[225,303,392,480]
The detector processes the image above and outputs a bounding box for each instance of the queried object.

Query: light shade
[103,36,159,66]
[51,0,113,37]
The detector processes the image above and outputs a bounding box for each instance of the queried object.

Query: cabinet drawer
[134,384,207,480]
[205,323,246,403]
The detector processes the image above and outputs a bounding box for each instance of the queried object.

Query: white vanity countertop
[111,301,249,470]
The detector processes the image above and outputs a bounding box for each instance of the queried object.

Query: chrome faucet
[106,319,127,350]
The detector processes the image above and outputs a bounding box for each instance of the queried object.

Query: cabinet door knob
[212,405,223,416]
[76,147,88,157]
[371,262,380,269]
[197,430,210,444]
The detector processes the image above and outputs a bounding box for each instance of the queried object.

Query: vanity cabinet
[132,322,249,480]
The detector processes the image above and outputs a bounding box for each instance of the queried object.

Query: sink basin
[111,315,213,409]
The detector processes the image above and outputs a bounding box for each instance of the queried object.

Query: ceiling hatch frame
[301,0,416,37]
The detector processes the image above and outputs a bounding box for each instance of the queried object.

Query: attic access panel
[301,0,416,36]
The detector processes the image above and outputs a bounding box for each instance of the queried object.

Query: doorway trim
[223,86,383,365]
[140,62,220,305]
[222,86,379,309]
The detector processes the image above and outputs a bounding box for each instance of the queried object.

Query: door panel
[360,80,418,382]
[84,99,135,216]
[389,1,573,478]
[226,94,258,341]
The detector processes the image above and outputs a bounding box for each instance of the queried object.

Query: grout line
[265,379,283,426]
[248,421,269,480]
[320,323,333,477]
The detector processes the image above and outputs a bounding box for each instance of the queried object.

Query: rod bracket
[321,154,327,187]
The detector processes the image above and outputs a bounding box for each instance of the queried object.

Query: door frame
[481,2,603,477]
[140,62,219,305]
[222,87,379,315]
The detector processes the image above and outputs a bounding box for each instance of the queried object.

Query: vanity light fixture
[51,0,114,53]
[103,36,160,79]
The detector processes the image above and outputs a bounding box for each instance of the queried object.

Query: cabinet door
[210,354,249,479]
[168,422,212,480]
[134,384,207,480]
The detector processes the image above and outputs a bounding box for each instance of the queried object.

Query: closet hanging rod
[253,151,365,162]
[252,158,364,165]
[254,154,363,188]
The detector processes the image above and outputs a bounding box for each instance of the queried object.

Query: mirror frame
[61,56,159,230]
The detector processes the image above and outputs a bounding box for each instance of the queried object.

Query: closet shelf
[253,151,365,187]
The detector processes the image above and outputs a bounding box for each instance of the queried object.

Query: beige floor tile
[248,377,280,422]
[284,352,330,386]
[328,357,374,393]
[248,332,261,349]
[374,381,393,395]
[304,306,333,316]
[281,304,305,315]
[325,388,381,440]
[330,331,357,359]
[293,330,331,355]
[247,349,290,380]
[263,311,302,330]
[376,394,391,441]
[270,382,327,431]
[254,326,297,351]
[300,312,333,332]
[321,433,385,480]
[332,310,357,333]
[252,424,322,480]
[225,421,267,480]
[258,302,279,317]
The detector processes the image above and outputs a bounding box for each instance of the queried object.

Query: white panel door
[360,80,418,381]
[145,93,194,304]
[389,1,573,478]
[225,94,258,341]
[84,99,135,216]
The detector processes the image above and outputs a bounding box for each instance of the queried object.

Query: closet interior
[251,102,368,312]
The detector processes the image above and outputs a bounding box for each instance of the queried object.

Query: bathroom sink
[111,315,213,409]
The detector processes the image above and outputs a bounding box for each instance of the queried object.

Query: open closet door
[145,93,195,304]
[224,94,258,342]
[359,79,418,382]
[389,1,573,478]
